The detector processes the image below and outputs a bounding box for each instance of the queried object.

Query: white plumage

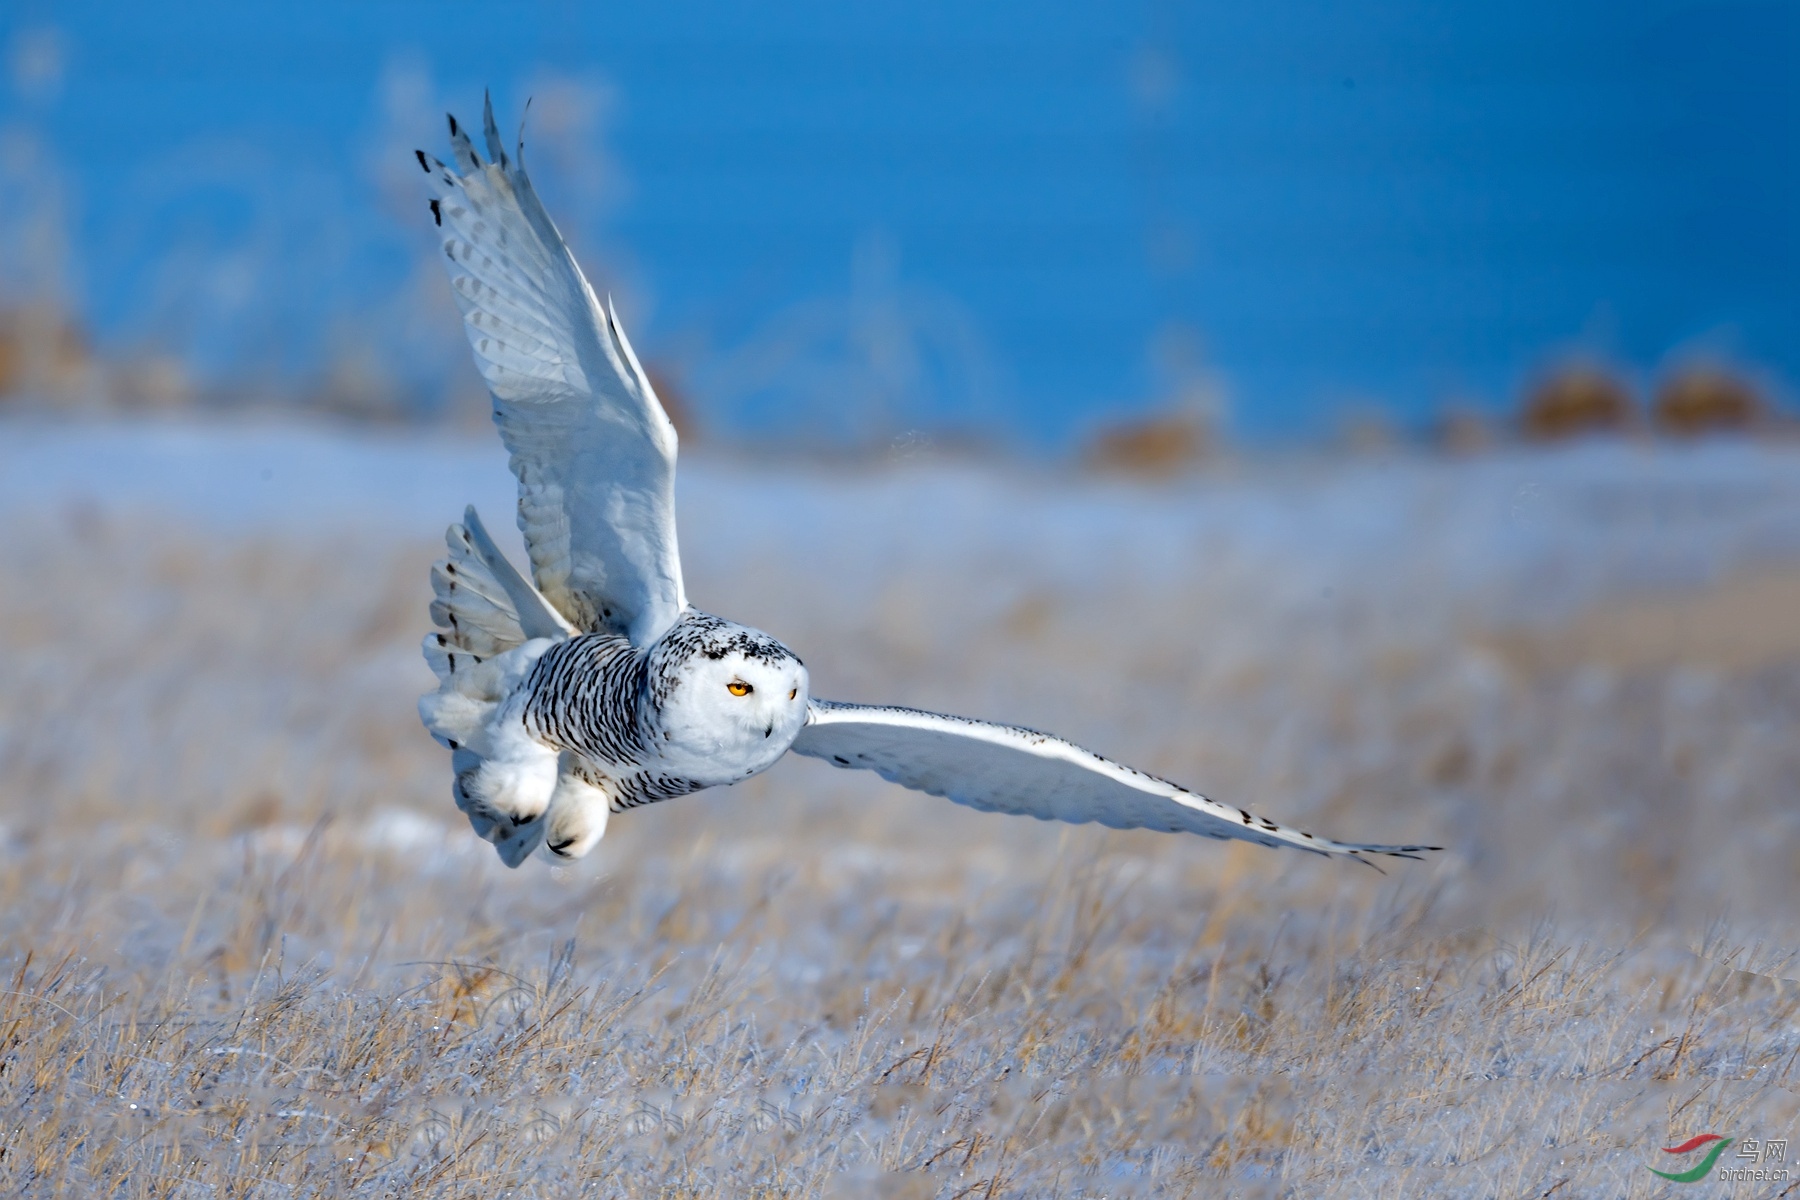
[417,98,1439,869]
[792,703,1389,854]
[425,104,684,646]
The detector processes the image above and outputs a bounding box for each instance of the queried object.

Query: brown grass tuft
[1652,364,1766,437]
[1083,412,1211,477]
[1519,364,1636,440]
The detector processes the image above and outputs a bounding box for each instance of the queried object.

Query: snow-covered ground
[7,415,1800,917]
[8,416,1800,615]
[2,418,1798,1196]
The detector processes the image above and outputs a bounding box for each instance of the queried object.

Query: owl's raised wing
[421,97,685,646]
[790,701,1438,863]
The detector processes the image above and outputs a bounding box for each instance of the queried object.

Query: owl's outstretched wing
[789,700,1439,864]
[420,96,685,647]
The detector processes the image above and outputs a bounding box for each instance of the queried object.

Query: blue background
[0,0,1793,445]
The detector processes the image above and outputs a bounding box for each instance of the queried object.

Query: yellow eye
[726,680,752,697]
[788,688,797,700]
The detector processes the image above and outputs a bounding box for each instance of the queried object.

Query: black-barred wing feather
[421,97,686,646]
[790,701,1438,863]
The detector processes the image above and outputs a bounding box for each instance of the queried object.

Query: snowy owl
[415,99,1439,869]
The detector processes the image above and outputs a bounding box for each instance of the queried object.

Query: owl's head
[647,612,809,785]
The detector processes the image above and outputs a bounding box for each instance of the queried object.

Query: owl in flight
[416,99,1439,870]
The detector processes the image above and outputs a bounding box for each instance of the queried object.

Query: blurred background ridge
[0,1,1793,452]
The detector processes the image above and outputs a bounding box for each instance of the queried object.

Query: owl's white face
[649,618,810,787]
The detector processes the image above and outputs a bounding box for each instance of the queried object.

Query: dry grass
[1652,368,1767,439]
[1083,415,1211,478]
[1519,366,1638,442]
[3,450,1800,1197]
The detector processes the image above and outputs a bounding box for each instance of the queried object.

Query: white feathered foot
[542,762,612,860]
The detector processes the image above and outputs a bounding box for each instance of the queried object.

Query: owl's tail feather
[426,513,526,679]
[425,506,574,685]
[421,512,519,806]
[422,506,574,867]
